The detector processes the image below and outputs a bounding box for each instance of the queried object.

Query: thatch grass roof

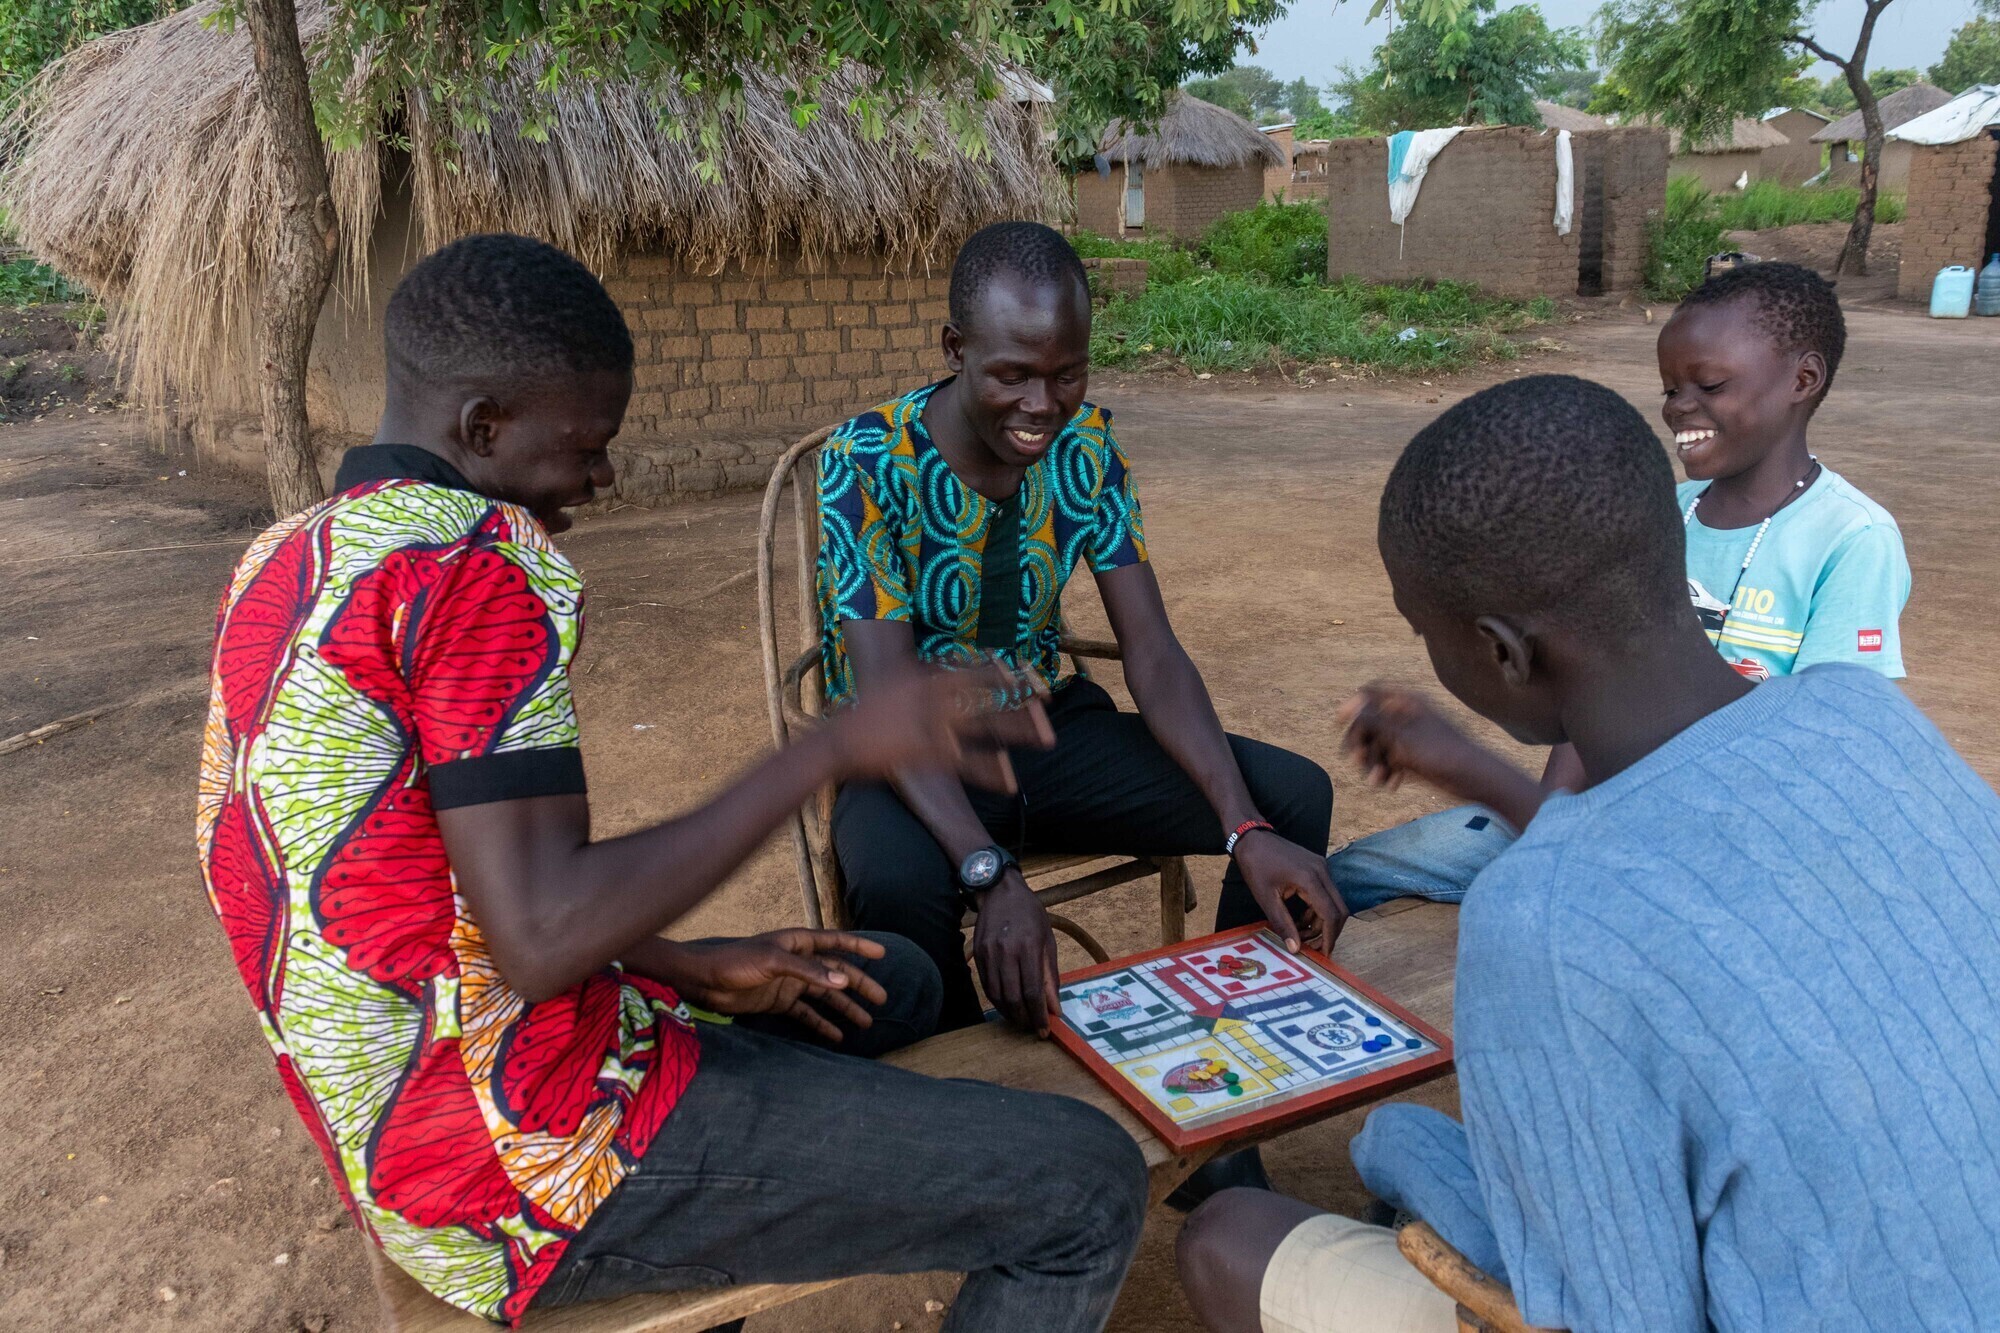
[1669,116,1790,155]
[1533,101,1610,133]
[1812,82,1953,143]
[0,0,1055,442]
[1097,93,1285,170]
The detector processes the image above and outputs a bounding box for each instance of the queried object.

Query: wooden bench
[372,900,1460,1332]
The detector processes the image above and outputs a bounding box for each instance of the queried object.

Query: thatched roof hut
[1533,101,1610,134]
[1,0,1056,494]
[1097,93,1286,171]
[1076,93,1282,242]
[1665,116,1789,192]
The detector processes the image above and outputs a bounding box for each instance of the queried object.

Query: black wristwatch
[956,844,1019,912]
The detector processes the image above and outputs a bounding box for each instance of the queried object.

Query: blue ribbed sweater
[1354,666,2000,1332]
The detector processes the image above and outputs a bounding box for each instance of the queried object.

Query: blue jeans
[1327,806,1517,913]
[534,935,1147,1333]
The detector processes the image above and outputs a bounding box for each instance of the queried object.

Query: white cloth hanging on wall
[1387,127,1467,228]
[1553,129,1574,236]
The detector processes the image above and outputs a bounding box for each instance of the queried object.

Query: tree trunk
[1832,0,1894,278]
[242,0,336,517]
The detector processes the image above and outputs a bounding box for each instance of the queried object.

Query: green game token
[1227,1084,1244,1097]
[1222,1072,1240,1085]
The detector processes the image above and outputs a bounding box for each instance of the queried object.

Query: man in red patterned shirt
[199,234,1146,1329]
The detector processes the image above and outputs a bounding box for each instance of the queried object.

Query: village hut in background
[1814,83,1955,193]
[1075,93,1284,241]
[1760,106,1832,185]
[1,1,1057,502]
[1262,121,1297,202]
[1668,116,1791,192]
[1888,85,2000,301]
[1533,101,1610,134]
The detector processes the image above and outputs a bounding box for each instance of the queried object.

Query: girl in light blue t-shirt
[1327,261,1911,910]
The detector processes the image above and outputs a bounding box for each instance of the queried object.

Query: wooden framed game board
[1050,925,1454,1153]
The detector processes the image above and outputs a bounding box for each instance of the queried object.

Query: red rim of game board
[1050,924,1455,1154]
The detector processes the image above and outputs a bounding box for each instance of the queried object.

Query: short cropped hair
[1379,375,1684,637]
[1680,260,1846,394]
[384,233,633,390]
[948,221,1088,329]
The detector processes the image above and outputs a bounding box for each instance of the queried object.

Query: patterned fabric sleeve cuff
[429,748,587,810]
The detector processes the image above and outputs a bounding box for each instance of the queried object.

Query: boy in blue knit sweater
[1176,375,2000,1333]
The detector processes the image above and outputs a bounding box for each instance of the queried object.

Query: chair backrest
[756,426,842,928]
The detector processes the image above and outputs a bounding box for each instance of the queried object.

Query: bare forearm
[1125,646,1259,831]
[891,763,995,864]
[448,731,845,1002]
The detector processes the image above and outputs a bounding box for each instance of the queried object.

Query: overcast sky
[1247,0,1973,89]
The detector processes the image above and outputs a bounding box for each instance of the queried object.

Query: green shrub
[1645,176,1730,300]
[1091,272,1546,373]
[1068,230,1178,262]
[0,255,82,306]
[1197,200,1330,286]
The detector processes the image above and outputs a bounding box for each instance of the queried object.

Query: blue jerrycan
[1975,255,2000,317]
[1931,265,1975,318]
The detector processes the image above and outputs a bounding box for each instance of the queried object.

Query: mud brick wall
[1898,136,2000,301]
[598,251,949,504]
[1075,170,1128,236]
[1147,163,1267,241]
[1572,128,1668,296]
[1323,127,1577,299]
[1083,257,1149,298]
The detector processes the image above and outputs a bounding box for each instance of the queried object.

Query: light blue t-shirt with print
[1678,465,1909,681]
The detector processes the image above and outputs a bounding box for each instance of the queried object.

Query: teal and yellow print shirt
[816,381,1147,704]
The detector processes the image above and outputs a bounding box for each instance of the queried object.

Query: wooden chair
[1398,1221,1566,1333]
[754,425,1193,963]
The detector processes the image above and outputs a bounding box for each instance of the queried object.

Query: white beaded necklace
[1683,453,1818,638]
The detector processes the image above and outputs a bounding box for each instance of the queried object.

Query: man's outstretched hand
[643,931,890,1044]
[831,659,1054,792]
[972,873,1062,1037]
[1233,832,1348,953]
[1337,685,1543,834]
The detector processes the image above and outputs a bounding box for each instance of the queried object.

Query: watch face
[963,849,1001,886]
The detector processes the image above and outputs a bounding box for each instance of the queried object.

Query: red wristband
[1225,818,1275,857]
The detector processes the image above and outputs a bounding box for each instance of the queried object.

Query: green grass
[1092,273,1553,373]
[1195,200,1330,287]
[1712,179,1908,230]
[1645,177,1733,301]
[0,255,84,306]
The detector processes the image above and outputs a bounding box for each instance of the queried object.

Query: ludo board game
[1051,926,1453,1152]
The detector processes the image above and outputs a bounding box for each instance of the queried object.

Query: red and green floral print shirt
[196,446,698,1323]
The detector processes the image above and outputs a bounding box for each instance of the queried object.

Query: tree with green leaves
[1595,0,1904,277]
[1183,65,1329,126]
[0,0,179,107]
[202,0,1280,514]
[1932,1,2000,93]
[1331,0,1585,132]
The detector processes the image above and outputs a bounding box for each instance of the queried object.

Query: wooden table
[373,901,1459,1332]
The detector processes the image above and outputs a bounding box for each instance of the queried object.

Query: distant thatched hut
[1075,93,1285,241]
[1669,116,1791,192]
[1760,107,1832,185]
[1813,83,1955,192]
[1,1,1056,501]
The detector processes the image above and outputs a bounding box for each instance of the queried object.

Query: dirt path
[2,305,1995,1332]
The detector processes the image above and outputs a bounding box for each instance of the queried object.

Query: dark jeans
[833,677,1335,1028]
[534,935,1147,1333]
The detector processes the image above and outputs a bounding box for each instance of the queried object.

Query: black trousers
[832,677,1335,1028]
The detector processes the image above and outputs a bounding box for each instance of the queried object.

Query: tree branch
[1786,32,1849,69]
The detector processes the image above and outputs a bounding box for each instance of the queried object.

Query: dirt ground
[4,301,1997,1333]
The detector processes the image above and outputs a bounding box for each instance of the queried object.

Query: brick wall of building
[1323,127,1578,299]
[587,250,947,503]
[1075,169,1129,235]
[1573,128,1668,296]
[1148,163,1268,241]
[1672,147,1763,194]
[1898,136,2000,301]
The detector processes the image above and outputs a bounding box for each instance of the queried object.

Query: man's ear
[940,322,966,375]
[1792,350,1827,404]
[1474,614,1536,689]
[457,396,506,458]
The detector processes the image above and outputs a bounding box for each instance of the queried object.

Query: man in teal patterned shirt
[817,225,1342,1205]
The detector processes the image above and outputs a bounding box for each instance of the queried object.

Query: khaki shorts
[1260,1214,1459,1333]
